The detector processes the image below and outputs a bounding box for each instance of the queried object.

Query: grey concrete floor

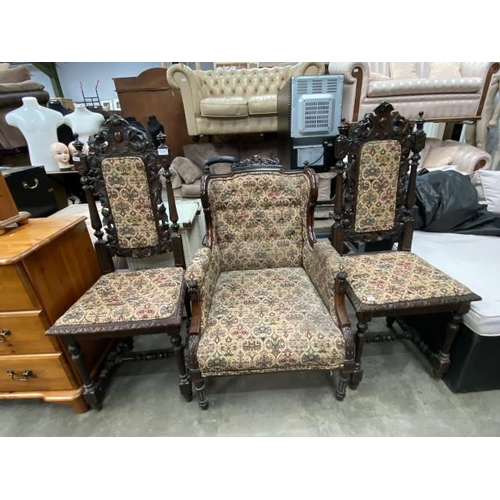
[1,314,499,437]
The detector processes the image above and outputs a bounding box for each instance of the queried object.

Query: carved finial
[338,118,349,136]
[416,111,425,131]
[73,134,84,154]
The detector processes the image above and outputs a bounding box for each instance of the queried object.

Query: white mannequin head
[50,142,71,169]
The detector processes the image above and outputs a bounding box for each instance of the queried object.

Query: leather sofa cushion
[390,62,419,79]
[368,77,482,98]
[0,81,44,93]
[171,156,203,184]
[181,181,201,198]
[248,94,277,115]
[0,65,31,84]
[429,62,461,78]
[200,97,248,117]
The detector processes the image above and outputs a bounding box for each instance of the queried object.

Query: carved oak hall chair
[186,155,355,409]
[331,102,481,389]
[46,115,191,410]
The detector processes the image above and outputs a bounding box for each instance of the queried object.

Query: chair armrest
[443,140,492,172]
[290,62,326,77]
[303,241,349,327]
[186,247,220,336]
[328,62,370,122]
[203,155,239,173]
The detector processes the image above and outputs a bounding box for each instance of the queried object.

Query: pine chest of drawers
[0,216,105,413]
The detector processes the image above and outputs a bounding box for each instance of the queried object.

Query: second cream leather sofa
[167,62,325,138]
[328,62,499,124]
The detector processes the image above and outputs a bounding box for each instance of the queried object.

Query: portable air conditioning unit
[290,75,343,138]
[277,74,344,170]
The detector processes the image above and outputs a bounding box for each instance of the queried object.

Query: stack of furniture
[0,64,50,151]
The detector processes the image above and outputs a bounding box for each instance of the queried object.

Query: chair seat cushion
[47,267,185,335]
[200,97,248,117]
[344,251,479,310]
[197,267,345,377]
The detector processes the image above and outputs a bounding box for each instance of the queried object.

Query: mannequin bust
[6,97,64,172]
[64,104,105,144]
[50,142,71,170]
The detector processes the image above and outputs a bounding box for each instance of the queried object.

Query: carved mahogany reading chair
[331,102,481,389]
[46,115,192,410]
[186,155,355,409]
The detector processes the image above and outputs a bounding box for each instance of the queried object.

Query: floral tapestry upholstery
[197,267,345,377]
[186,246,221,335]
[49,268,185,334]
[355,140,401,233]
[207,172,311,271]
[101,157,159,249]
[345,251,475,307]
[303,240,344,318]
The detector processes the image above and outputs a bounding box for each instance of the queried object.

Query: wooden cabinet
[0,217,106,413]
[113,67,193,159]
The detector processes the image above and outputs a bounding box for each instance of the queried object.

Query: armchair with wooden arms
[331,102,481,390]
[185,155,355,409]
[46,115,192,410]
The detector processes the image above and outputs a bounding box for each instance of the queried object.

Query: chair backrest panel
[74,115,185,268]
[205,169,314,271]
[101,156,160,249]
[355,140,401,233]
[332,102,426,253]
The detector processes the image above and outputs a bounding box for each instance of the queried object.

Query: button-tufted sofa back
[197,67,293,99]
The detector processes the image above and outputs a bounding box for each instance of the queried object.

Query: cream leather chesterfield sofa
[167,62,325,138]
[328,62,499,123]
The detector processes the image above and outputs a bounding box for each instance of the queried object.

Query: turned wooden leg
[433,311,462,379]
[336,368,349,401]
[65,337,103,411]
[170,334,192,401]
[349,320,368,390]
[190,366,208,410]
[189,335,208,409]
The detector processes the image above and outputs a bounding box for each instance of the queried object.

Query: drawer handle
[0,329,11,343]
[22,178,39,190]
[6,370,34,381]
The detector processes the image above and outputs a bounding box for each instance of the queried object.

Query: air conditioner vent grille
[302,98,332,132]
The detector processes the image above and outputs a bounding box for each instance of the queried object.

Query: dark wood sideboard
[113,67,192,159]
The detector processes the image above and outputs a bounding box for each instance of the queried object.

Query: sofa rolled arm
[328,62,371,122]
[290,62,326,77]
[443,140,492,172]
[167,63,202,135]
[460,62,499,79]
